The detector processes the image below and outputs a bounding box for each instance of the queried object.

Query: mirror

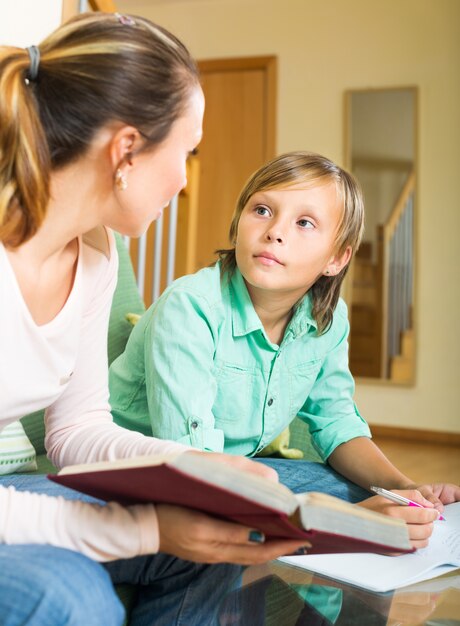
[344,87,417,384]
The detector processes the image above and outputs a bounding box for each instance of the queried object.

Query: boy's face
[235,182,349,302]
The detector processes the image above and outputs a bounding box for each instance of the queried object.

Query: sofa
[19,232,321,620]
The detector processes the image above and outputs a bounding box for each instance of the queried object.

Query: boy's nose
[265,229,284,244]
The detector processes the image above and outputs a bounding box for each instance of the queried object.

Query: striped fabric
[0,421,37,474]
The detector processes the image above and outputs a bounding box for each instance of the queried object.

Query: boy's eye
[255,205,270,216]
[298,218,314,229]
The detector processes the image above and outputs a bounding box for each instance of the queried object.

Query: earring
[115,168,128,191]
[325,269,331,276]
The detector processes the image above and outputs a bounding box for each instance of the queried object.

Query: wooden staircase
[349,237,415,382]
[349,243,382,378]
[390,327,414,383]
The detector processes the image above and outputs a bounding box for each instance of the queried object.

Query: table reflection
[215,562,460,626]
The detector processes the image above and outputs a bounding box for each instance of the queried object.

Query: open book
[49,452,413,556]
[280,501,460,591]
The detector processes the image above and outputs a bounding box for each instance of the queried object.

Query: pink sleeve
[45,229,190,469]
[0,485,159,562]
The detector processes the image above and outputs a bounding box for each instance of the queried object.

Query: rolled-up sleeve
[297,302,371,460]
[145,288,225,452]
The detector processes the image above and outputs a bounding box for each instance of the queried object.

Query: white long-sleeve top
[0,226,189,561]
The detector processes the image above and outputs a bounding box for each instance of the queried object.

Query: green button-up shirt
[109,263,371,459]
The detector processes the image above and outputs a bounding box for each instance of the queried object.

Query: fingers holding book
[156,504,309,565]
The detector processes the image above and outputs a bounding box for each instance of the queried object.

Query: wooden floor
[372,436,460,484]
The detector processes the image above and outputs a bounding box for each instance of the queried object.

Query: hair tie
[26,45,40,82]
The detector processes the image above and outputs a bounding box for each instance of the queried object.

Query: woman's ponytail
[0,12,200,248]
[0,47,50,246]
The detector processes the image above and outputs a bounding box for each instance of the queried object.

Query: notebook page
[280,501,460,593]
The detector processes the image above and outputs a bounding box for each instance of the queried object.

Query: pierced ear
[109,125,140,171]
[324,246,352,276]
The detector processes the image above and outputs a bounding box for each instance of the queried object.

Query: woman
[0,12,305,626]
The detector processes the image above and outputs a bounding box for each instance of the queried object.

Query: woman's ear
[109,125,141,170]
[324,245,352,276]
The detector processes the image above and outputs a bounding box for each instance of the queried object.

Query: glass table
[216,561,460,625]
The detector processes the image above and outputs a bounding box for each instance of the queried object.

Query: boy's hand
[357,490,439,549]
[413,482,460,512]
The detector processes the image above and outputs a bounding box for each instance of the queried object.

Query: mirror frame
[344,86,419,386]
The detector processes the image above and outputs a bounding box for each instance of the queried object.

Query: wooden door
[184,56,277,272]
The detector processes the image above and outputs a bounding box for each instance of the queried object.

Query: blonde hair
[217,151,364,334]
[0,12,199,247]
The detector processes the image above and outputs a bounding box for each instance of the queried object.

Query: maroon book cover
[49,462,413,556]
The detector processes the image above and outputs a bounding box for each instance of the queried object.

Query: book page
[280,502,460,593]
[173,453,297,514]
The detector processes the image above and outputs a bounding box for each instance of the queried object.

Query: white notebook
[280,501,460,593]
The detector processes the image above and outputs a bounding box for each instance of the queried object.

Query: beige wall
[118,0,460,434]
[1,0,62,46]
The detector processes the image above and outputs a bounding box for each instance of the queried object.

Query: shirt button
[191,421,199,429]
[267,398,274,407]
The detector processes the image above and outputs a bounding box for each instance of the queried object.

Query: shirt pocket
[287,358,322,417]
[213,361,255,425]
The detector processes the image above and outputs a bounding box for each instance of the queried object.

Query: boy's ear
[324,245,352,276]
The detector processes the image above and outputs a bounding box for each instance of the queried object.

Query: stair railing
[380,171,415,378]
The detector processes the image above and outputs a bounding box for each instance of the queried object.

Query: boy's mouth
[254,252,284,266]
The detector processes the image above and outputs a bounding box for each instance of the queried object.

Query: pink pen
[370,486,446,521]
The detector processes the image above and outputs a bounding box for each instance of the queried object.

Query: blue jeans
[0,544,125,626]
[0,474,243,626]
[256,458,370,503]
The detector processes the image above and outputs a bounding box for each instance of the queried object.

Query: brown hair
[217,151,364,334]
[0,12,199,247]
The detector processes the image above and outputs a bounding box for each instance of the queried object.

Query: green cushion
[34,453,58,475]
[21,410,46,457]
[108,234,146,366]
[0,421,37,474]
[289,417,323,462]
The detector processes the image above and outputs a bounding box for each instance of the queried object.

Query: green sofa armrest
[288,417,323,462]
[108,234,146,365]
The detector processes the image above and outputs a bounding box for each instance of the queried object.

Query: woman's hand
[357,490,440,549]
[157,504,309,564]
[184,450,279,483]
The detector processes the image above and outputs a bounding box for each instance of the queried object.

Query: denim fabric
[105,555,242,626]
[0,544,124,626]
[256,458,371,503]
[0,474,243,626]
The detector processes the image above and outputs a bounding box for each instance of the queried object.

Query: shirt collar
[288,292,318,338]
[228,266,317,339]
[228,268,264,337]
